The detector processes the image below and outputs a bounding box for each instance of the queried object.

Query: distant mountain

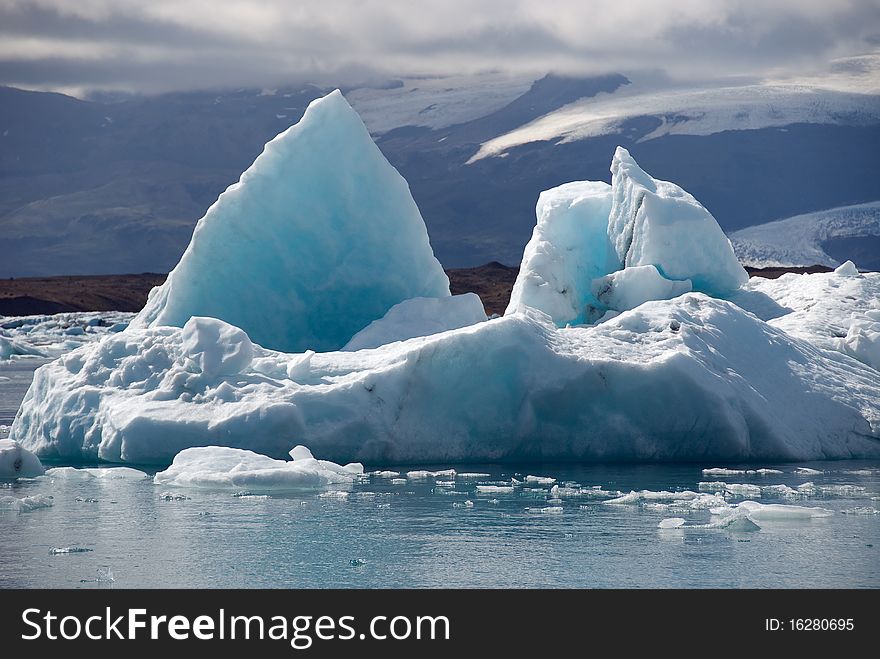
[1,62,879,276]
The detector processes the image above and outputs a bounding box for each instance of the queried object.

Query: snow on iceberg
[153,444,363,491]
[343,293,486,351]
[0,438,44,479]
[11,293,880,464]
[131,90,449,353]
[507,147,745,325]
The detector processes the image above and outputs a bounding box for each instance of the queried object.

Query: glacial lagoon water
[2,360,878,589]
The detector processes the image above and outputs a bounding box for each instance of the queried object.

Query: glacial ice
[507,147,745,325]
[0,312,133,361]
[131,90,450,353]
[153,444,363,491]
[591,265,692,313]
[0,439,44,479]
[12,291,880,464]
[344,294,486,351]
[0,493,53,512]
[607,147,748,296]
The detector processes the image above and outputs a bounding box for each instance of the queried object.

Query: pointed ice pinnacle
[132,90,450,353]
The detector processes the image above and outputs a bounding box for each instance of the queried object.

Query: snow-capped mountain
[1,53,879,276]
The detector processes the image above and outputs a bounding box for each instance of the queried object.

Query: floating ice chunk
[834,260,860,277]
[406,469,456,480]
[525,475,557,485]
[711,500,832,521]
[349,558,366,567]
[592,265,692,313]
[434,480,456,488]
[371,470,401,478]
[390,479,407,486]
[343,294,487,351]
[476,485,515,494]
[843,469,879,476]
[762,484,801,498]
[457,473,491,479]
[49,546,92,554]
[723,483,762,498]
[0,439,44,479]
[153,445,362,491]
[0,494,54,512]
[658,517,686,529]
[841,507,879,515]
[702,468,750,476]
[464,500,474,508]
[755,469,784,475]
[552,486,621,499]
[132,90,450,354]
[318,490,349,500]
[44,466,149,481]
[604,490,700,505]
[698,481,728,491]
[526,506,563,514]
[794,468,824,476]
[0,335,47,360]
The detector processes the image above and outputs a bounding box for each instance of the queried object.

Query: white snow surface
[0,438,44,478]
[343,294,486,351]
[153,444,363,491]
[731,202,880,269]
[11,292,880,464]
[131,90,449,353]
[733,266,880,370]
[0,312,132,361]
[507,148,746,325]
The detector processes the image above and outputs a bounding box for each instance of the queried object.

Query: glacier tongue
[131,90,450,353]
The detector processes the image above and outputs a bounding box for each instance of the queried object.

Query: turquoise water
[2,460,878,589]
[2,360,878,589]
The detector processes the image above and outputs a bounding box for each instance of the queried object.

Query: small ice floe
[793,467,824,476]
[80,567,115,584]
[475,485,515,495]
[698,481,727,492]
[371,470,400,478]
[722,483,762,498]
[390,478,407,486]
[525,475,556,486]
[75,497,99,503]
[457,473,491,479]
[406,469,456,480]
[49,546,92,555]
[604,490,698,505]
[755,469,784,475]
[434,480,456,488]
[349,558,366,567]
[552,485,621,499]
[525,506,563,514]
[842,469,879,476]
[658,518,686,529]
[1,494,54,512]
[702,468,751,476]
[841,507,879,515]
[0,439,45,479]
[711,500,832,522]
[318,490,349,500]
[45,466,149,481]
[761,484,801,498]
[159,492,190,501]
[232,492,270,500]
[154,445,362,491]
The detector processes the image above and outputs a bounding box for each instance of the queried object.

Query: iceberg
[507,147,746,325]
[153,444,363,491]
[7,96,880,467]
[131,90,449,353]
[11,293,880,464]
[0,438,44,479]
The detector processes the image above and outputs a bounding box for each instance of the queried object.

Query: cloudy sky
[1,0,879,95]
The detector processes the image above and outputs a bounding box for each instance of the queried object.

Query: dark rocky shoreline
[0,263,833,318]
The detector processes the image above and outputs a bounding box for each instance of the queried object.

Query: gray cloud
[0,0,878,94]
